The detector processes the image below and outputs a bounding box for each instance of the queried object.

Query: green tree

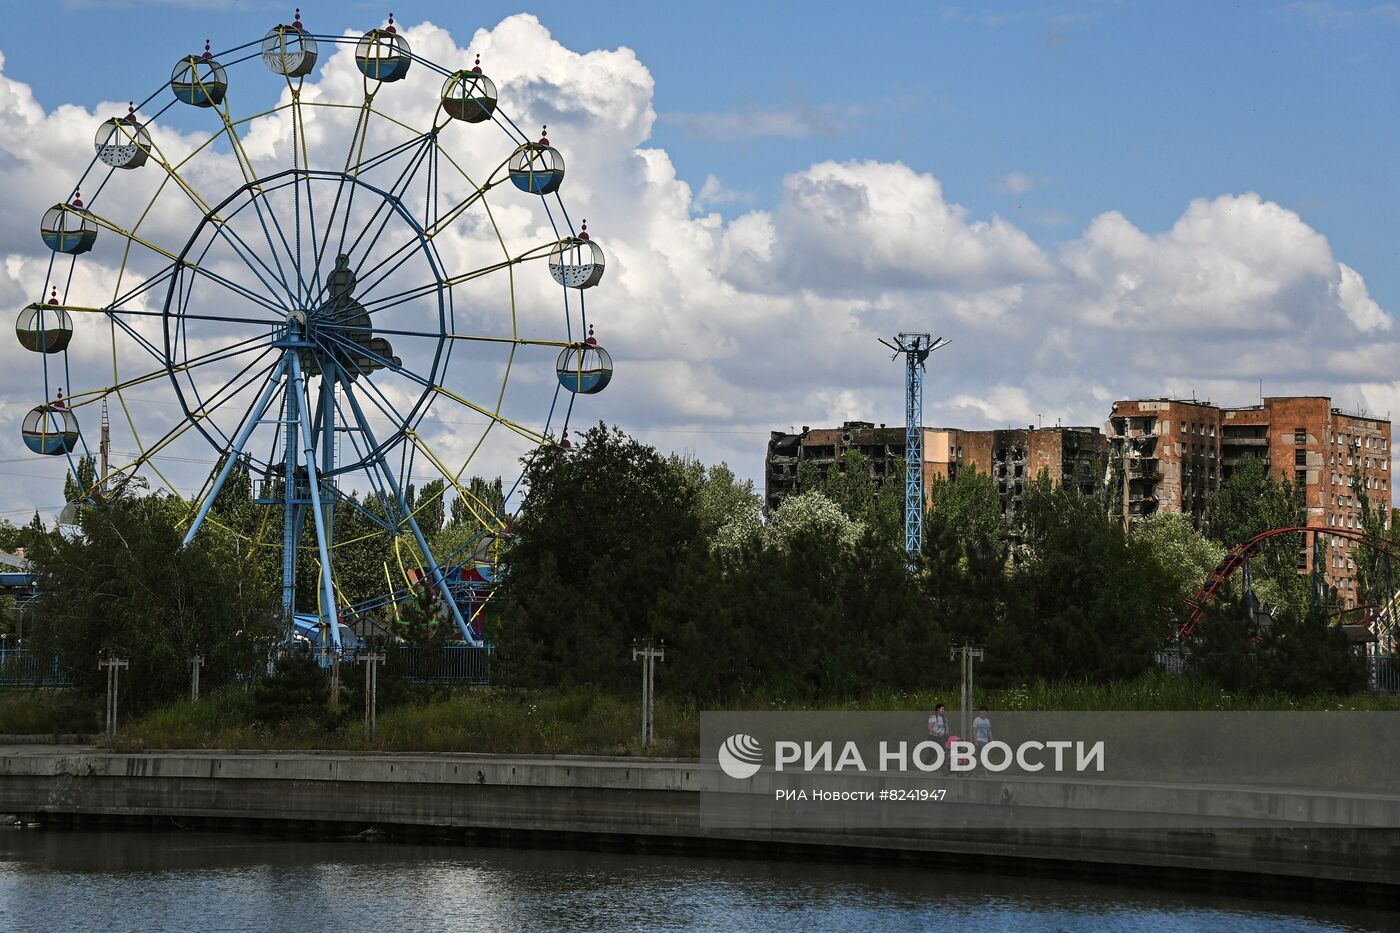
[1206,454,1308,612]
[1350,458,1397,609]
[1132,512,1226,607]
[25,492,280,711]
[1001,475,1177,681]
[797,451,903,544]
[764,490,863,552]
[929,466,1006,565]
[495,423,704,689]
[668,456,761,542]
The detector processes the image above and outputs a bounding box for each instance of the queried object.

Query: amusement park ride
[1180,526,1398,652]
[15,13,613,649]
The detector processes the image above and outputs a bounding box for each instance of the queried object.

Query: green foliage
[24,491,280,713]
[1206,454,1309,611]
[0,519,23,553]
[994,476,1177,682]
[1192,596,1365,697]
[252,651,332,726]
[1132,512,1227,606]
[496,423,705,689]
[0,689,98,734]
[764,490,862,551]
[929,466,1005,560]
[797,450,904,543]
[1351,458,1396,608]
[669,456,761,541]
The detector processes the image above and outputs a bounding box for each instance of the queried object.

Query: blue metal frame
[880,332,947,569]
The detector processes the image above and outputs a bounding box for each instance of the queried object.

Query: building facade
[764,421,1107,519]
[1109,397,1392,606]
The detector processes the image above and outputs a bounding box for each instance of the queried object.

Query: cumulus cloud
[998,171,1043,195]
[0,12,1396,522]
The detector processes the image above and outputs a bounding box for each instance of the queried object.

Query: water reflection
[0,831,1389,932]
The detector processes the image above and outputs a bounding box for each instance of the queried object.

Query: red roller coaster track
[1179,526,1395,638]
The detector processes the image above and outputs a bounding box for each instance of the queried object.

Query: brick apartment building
[764,421,1107,519]
[1109,397,1392,606]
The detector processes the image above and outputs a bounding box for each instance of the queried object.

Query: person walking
[928,703,949,747]
[972,706,992,754]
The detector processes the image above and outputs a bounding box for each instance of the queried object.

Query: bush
[252,652,334,727]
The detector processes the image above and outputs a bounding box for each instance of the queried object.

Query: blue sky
[11,1,1396,280]
[0,1,1398,518]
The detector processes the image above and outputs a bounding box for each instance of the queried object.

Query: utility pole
[188,654,203,701]
[360,651,385,738]
[632,637,665,748]
[879,333,948,570]
[99,656,129,738]
[949,641,984,739]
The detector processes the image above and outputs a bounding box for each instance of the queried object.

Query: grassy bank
[5,674,1397,755]
[108,673,1400,756]
[0,690,98,735]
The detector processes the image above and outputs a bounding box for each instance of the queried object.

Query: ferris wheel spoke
[302,126,432,307]
[91,232,288,318]
[355,238,565,313]
[401,429,508,535]
[325,320,572,351]
[181,351,288,543]
[109,349,280,493]
[214,106,303,306]
[319,329,545,446]
[143,139,301,307]
[63,330,275,410]
[352,174,507,303]
[334,132,438,289]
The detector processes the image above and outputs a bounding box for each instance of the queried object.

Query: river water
[0,831,1392,932]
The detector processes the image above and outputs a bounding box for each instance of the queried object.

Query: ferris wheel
[16,12,615,647]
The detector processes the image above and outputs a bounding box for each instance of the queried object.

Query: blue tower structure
[879,332,947,568]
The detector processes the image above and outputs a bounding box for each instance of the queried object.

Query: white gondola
[549,222,605,289]
[94,105,151,169]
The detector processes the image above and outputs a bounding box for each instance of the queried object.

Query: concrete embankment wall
[1,747,1397,899]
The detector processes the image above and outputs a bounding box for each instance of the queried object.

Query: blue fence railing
[0,649,72,687]
[396,644,491,684]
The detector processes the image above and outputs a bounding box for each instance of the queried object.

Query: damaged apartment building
[765,421,1108,518]
[1108,396,1392,607]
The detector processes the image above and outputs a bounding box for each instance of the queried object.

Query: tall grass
[107,673,1400,756]
[0,689,98,734]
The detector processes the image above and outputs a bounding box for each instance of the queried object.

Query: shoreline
[1,745,1396,906]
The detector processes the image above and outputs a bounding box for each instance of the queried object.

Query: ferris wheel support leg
[312,377,336,554]
[281,379,300,628]
[182,358,287,548]
[340,381,478,646]
[287,353,341,652]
